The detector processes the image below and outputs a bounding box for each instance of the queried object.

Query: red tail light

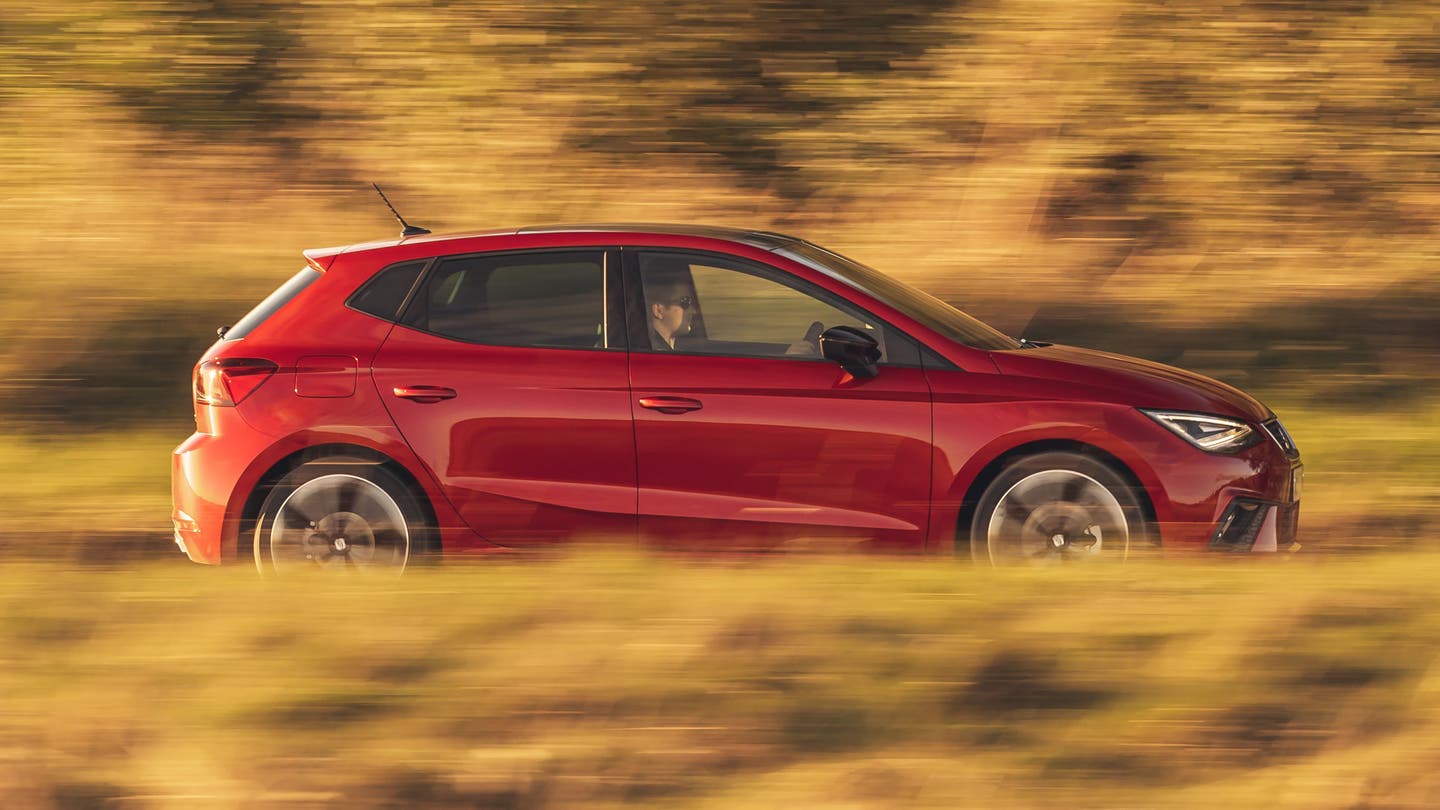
[194,358,278,406]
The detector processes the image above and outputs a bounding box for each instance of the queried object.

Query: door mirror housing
[819,325,881,378]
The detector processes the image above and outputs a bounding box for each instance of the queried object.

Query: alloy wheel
[267,473,411,574]
[984,469,1131,565]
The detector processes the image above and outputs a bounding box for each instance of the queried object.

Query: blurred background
[1,0,1437,545]
[4,5,1440,808]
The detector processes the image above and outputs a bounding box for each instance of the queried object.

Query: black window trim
[620,246,932,368]
[393,246,627,352]
[344,257,435,324]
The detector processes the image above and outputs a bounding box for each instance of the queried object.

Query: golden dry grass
[4,552,1440,808]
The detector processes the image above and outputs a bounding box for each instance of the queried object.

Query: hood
[989,344,1271,422]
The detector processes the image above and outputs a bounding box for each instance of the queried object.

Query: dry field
[3,552,1440,809]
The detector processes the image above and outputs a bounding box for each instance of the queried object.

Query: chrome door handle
[393,385,457,403]
[638,396,703,414]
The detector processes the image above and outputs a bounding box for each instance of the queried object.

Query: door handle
[393,385,457,403]
[638,396,703,414]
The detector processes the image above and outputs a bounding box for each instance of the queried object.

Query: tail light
[194,358,278,406]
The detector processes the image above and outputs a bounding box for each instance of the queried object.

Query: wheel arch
[231,440,441,560]
[952,438,1160,556]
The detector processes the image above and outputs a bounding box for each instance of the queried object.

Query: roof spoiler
[302,247,344,272]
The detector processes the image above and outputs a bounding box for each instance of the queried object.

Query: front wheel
[253,458,432,575]
[969,452,1151,566]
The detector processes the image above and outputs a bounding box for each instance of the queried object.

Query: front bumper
[1208,461,1302,552]
[1209,497,1300,552]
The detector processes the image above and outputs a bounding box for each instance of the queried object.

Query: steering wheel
[786,320,825,357]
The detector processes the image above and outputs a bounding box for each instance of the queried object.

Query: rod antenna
[371,182,431,237]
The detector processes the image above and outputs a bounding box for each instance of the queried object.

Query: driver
[645,275,696,352]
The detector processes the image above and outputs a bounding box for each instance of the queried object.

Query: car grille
[1261,418,1299,458]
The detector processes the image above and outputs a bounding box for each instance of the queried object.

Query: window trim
[394,246,626,352]
[621,247,926,367]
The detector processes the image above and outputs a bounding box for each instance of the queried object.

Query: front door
[627,249,933,553]
[372,248,636,547]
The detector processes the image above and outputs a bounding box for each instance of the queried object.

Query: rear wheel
[253,458,432,575]
[970,452,1150,566]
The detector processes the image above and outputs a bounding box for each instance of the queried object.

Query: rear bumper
[171,432,230,565]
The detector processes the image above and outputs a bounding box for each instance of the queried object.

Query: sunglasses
[668,295,693,311]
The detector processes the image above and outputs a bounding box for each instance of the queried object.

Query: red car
[172,224,1301,572]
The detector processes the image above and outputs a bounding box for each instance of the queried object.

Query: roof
[514,223,804,250]
[306,223,808,263]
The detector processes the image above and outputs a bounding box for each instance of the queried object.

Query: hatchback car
[172,224,1301,572]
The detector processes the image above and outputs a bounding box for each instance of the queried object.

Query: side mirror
[819,325,881,378]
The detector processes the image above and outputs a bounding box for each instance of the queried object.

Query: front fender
[925,404,1172,552]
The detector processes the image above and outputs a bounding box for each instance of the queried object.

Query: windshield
[777,242,1022,352]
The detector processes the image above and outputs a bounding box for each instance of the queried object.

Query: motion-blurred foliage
[4,552,1440,808]
[1,0,1437,543]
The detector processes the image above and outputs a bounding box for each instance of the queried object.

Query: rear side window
[403,251,608,349]
[224,268,321,341]
[347,260,426,321]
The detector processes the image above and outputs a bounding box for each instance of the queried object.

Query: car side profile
[172,224,1301,572]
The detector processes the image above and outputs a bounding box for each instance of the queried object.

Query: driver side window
[637,251,895,362]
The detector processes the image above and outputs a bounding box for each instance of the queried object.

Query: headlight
[1141,410,1257,452]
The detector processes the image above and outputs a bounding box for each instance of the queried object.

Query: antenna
[370,182,431,237]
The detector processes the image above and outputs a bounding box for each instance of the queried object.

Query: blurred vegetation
[2,6,1440,804]
[6,552,1440,808]
[1,0,1438,544]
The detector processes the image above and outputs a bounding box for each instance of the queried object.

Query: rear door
[372,248,636,547]
[626,249,933,553]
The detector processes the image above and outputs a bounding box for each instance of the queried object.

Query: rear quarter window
[224,268,321,340]
[347,260,426,321]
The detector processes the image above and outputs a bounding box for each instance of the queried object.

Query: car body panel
[924,364,1294,553]
[173,404,489,565]
[372,328,638,547]
[989,344,1271,422]
[630,352,932,553]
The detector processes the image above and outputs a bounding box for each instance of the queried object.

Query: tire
[969,451,1150,566]
[252,457,434,575]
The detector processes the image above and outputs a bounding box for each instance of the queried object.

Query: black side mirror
[819,325,881,378]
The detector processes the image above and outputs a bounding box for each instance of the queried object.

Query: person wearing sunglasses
[645,278,696,351]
